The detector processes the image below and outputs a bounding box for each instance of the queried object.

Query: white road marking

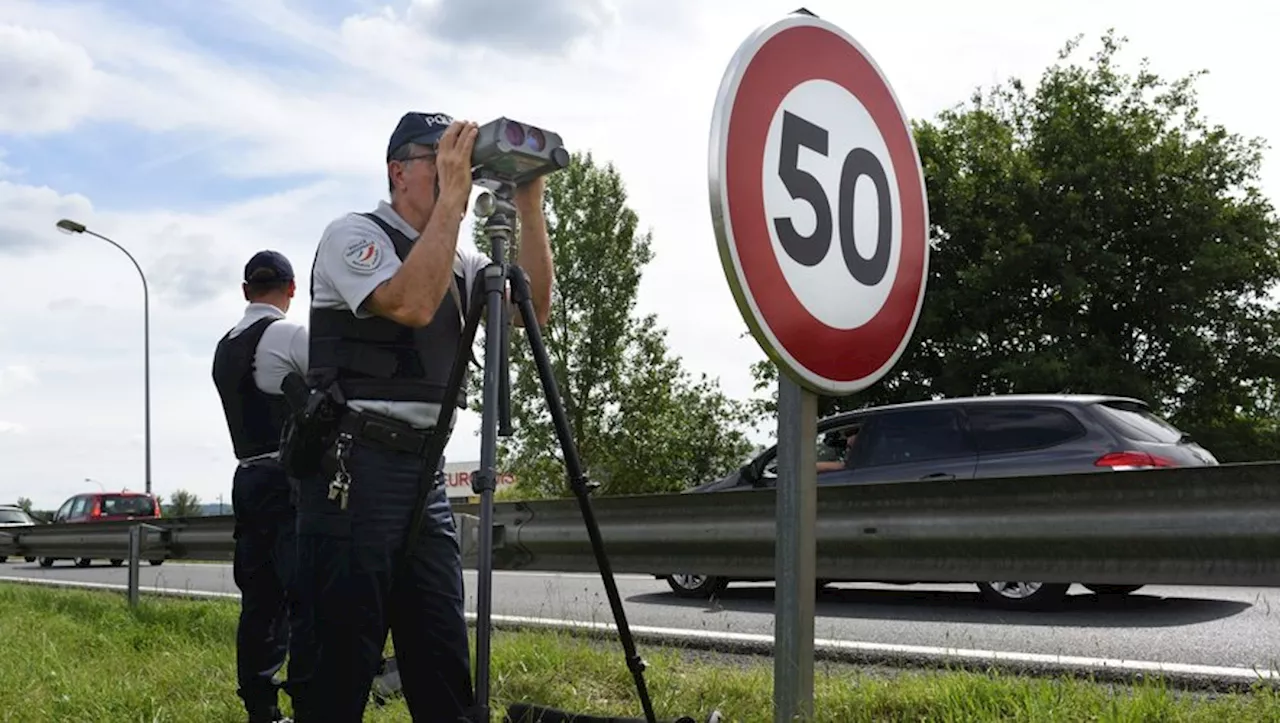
[2,575,1275,684]
[42,562,655,582]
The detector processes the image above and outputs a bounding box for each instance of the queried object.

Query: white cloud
[0,365,36,395]
[0,0,1275,511]
[402,0,619,55]
[0,23,101,134]
[0,180,94,254]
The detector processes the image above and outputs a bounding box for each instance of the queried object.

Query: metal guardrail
[4,462,1280,588]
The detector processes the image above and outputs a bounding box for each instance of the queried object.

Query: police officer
[212,250,311,723]
[289,112,553,722]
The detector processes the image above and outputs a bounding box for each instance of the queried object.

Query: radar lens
[504,122,526,147]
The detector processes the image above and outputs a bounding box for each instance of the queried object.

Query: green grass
[1,582,1278,722]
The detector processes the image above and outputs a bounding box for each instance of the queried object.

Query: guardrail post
[127,525,141,608]
[126,523,166,609]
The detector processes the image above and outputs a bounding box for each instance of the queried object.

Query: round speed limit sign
[709,11,929,396]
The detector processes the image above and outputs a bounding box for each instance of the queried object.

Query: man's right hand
[436,120,479,208]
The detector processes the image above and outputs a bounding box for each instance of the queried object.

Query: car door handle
[920,473,955,480]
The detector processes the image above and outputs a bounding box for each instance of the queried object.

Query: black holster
[279,371,347,480]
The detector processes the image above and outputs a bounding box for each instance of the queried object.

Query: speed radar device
[471,117,571,188]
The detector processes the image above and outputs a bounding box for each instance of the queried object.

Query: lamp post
[56,219,152,496]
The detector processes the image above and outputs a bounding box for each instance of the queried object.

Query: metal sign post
[708,8,930,721]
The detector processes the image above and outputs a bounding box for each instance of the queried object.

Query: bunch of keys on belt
[328,432,353,510]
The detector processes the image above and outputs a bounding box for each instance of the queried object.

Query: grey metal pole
[55,220,152,496]
[774,374,817,722]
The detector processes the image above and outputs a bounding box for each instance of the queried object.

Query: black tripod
[384,173,717,723]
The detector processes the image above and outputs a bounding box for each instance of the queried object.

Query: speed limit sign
[708,10,929,396]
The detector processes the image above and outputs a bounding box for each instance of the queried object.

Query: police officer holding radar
[283,112,553,722]
[212,250,310,723]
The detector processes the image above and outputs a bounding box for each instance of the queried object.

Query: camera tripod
[381,174,718,723]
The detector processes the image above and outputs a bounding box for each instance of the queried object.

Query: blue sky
[0,0,1275,510]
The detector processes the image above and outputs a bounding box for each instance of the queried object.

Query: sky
[0,0,1275,511]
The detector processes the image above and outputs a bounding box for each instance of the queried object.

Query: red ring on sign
[724,24,927,384]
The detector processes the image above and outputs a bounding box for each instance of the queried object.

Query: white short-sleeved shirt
[311,200,491,430]
[225,302,309,461]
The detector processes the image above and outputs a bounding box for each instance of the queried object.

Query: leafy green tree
[750,31,1280,461]
[165,489,204,518]
[470,151,755,497]
[15,497,32,513]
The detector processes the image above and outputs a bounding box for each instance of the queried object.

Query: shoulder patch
[342,237,383,272]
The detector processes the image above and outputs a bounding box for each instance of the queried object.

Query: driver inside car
[817,427,859,472]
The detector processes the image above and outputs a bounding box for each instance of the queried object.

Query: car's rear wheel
[975,581,1070,610]
[39,557,54,568]
[74,557,91,568]
[149,559,164,566]
[666,574,728,599]
[1083,584,1143,596]
[110,559,124,567]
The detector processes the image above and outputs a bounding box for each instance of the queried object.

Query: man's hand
[436,120,479,211]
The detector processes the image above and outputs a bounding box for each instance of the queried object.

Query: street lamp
[56,219,152,496]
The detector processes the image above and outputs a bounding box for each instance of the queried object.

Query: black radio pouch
[279,371,347,480]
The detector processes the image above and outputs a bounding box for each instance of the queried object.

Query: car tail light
[1095,451,1178,470]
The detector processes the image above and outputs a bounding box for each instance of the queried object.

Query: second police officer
[287,113,554,722]
[211,250,310,723]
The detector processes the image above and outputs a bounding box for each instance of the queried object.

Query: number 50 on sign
[708,12,930,396]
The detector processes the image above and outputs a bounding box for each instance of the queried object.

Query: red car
[38,491,166,568]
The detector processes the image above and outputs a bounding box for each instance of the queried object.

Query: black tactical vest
[307,212,469,409]
[212,316,293,459]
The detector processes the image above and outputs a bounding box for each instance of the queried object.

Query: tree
[166,489,204,517]
[750,31,1280,461]
[15,497,31,513]
[470,151,755,497]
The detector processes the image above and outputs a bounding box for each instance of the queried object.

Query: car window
[55,498,75,521]
[856,408,972,467]
[69,496,89,518]
[0,509,31,524]
[758,421,862,481]
[967,406,1086,454]
[99,495,156,516]
[1094,401,1185,444]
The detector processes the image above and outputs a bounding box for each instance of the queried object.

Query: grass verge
[1,582,1278,722]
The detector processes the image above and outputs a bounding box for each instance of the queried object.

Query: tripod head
[473,172,519,261]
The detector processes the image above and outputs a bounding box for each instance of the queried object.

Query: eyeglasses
[396,153,436,163]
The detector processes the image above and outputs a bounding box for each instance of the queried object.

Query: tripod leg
[508,267,658,723]
[376,266,490,713]
[471,261,511,721]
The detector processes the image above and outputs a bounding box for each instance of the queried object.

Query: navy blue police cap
[244,250,294,284]
[387,111,454,161]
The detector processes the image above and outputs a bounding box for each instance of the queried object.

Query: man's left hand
[514,176,546,212]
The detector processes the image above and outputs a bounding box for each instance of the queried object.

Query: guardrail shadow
[626,584,1252,628]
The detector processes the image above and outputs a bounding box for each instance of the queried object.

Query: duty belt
[337,410,438,459]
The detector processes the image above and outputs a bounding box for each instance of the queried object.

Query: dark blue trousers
[231,459,304,720]
[288,437,474,723]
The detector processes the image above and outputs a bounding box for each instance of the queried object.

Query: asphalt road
[2,558,1277,677]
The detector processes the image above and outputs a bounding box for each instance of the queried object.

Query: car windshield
[99,495,156,516]
[0,509,32,524]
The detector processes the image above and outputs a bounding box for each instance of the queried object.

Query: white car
[0,504,39,563]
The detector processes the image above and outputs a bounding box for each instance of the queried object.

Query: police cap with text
[387,112,454,161]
